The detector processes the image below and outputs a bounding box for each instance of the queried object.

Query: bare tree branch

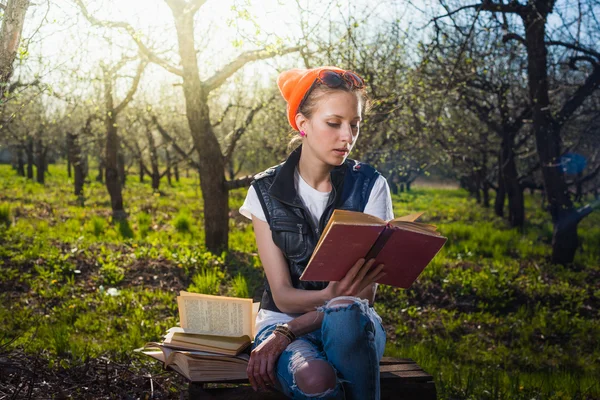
[431,0,526,25]
[502,32,526,46]
[212,103,234,128]
[225,175,255,190]
[223,96,273,164]
[204,47,300,91]
[569,56,598,69]
[73,0,184,76]
[546,40,600,60]
[555,64,600,128]
[151,115,200,170]
[115,60,147,114]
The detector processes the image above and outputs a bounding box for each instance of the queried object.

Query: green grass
[188,268,222,295]
[0,202,11,227]
[0,164,598,399]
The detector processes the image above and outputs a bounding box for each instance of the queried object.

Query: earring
[300,130,306,137]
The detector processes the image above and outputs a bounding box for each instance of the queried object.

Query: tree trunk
[482,178,490,208]
[35,136,45,184]
[0,0,31,94]
[523,6,577,264]
[474,172,481,204]
[67,150,72,178]
[174,162,180,182]
[96,157,104,183]
[495,154,505,217]
[118,149,126,188]
[82,152,89,182]
[103,72,125,219]
[173,11,228,253]
[480,133,490,208]
[152,172,160,191]
[68,133,84,197]
[166,148,172,186]
[26,135,34,179]
[67,133,73,179]
[105,116,125,218]
[501,135,524,228]
[139,158,145,182]
[227,158,235,181]
[16,146,25,176]
[145,128,160,192]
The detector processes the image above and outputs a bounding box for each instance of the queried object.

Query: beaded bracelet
[274,324,296,342]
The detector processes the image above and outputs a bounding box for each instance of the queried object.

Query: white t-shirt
[239,166,394,335]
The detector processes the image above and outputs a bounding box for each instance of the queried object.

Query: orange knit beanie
[277,66,345,131]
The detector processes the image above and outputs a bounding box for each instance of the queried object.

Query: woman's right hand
[246,332,290,391]
[326,258,386,298]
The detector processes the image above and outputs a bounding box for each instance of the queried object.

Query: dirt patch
[0,349,186,399]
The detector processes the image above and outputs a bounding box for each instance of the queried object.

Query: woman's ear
[295,113,309,133]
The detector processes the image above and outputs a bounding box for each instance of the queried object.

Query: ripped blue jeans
[252,296,386,399]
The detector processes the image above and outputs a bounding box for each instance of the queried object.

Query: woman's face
[300,90,362,166]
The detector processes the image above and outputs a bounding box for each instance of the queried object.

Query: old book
[170,292,260,355]
[162,327,251,356]
[299,210,447,288]
[139,293,260,381]
[141,343,249,382]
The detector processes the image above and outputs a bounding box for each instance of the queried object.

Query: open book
[139,292,260,381]
[299,210,447,288]
[166,291,260,355]
[141,344,249,382]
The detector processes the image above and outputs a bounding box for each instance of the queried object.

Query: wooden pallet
[188,357,436,399]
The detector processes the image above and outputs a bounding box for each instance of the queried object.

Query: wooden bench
[188,357,436,399]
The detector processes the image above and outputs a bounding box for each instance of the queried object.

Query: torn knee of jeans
[290,383,342,398]
[316,295,371,314]
[290,359,342,398]
[287,340,320,376]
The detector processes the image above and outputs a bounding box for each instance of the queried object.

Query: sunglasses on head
[316,69,365,89]
[297,69,365,114]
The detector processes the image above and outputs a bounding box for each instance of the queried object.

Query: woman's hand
[246,332,290,391]
[326,258,385,299]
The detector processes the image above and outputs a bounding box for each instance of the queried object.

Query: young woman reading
[239,66,394,399]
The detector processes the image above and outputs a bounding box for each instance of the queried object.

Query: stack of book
[139,291,259,382]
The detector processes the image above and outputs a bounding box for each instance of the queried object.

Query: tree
[433,0,600,264]
[0,0,30,97]
[75,0,299,252]
[99,57,146,219]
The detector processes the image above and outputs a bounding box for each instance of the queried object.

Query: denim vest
[251,145,380,312]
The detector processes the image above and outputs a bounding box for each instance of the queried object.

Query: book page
[252,302,260,339]
[390,221,441,235]
[330,209,386,225]
[177,292,253,338]
[390,211,425,223]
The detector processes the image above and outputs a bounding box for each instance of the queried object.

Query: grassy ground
[0,164,598,399]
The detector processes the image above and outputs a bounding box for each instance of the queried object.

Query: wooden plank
[189,357,437,399]
[380,356,415,364]
[380,363,423,373]
[381,370,434,381]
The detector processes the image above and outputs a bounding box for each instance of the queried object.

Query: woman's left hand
[246,332,290,391]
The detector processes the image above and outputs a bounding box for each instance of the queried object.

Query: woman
[239,66,394,399]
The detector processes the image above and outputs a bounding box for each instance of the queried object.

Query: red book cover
[299,210,447,289]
